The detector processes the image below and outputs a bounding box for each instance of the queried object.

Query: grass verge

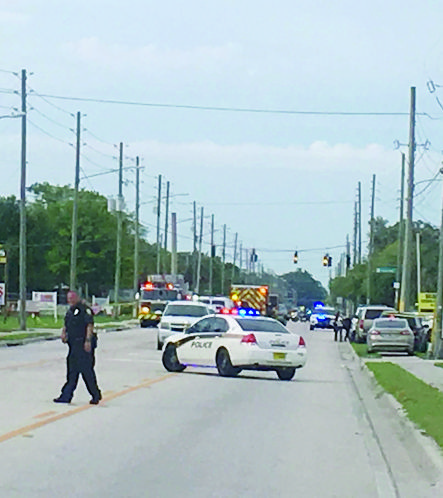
[351,342,381,358]
[435,362,443,369]
[0,314,134,332]
[366,361,443,449]
[0,332,52,342]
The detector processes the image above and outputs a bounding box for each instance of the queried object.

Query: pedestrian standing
[54,291,102,405]
[333,311,343,342]
[342,316,352,342]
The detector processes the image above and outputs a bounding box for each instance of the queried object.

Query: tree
[281,269,327,308]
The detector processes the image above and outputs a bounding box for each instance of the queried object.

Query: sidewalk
[382,355,443,393]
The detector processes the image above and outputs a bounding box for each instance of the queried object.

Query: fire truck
[229,284,269,315]
[138,274,189,327]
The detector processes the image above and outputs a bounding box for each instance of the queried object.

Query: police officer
[54,291,101,405]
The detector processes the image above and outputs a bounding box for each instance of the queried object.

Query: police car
[161,314,307,381]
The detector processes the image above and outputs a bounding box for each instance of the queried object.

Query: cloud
[128,139,399,175]
[0,10,28,24]
[64,37,240,74]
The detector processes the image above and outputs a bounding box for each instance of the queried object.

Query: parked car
[381,311,429,352]
[355,305,396,343]
[367,317,414,355]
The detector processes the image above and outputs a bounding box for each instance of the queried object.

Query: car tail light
[221,307,230,314]
[371,330,380,335]
[298,336,306,347]
[359,319,364,329]
[241,333,257,344]
[400,330,410,335]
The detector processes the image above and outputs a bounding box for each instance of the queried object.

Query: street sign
[0,283,5,306]
[418,292,437,313]
[0,245,6,264]
[393,281,400,289]
[376,266,397,274]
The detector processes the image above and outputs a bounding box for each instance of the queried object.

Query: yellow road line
[33,411,57,419]
[0,359,58,371]
[0,373,175,444]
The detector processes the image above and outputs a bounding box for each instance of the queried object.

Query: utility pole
[192,201,197,287]
[434,181,443,358]
[353,201,358,266]
[114,142,124,314]
[358,181,362,264]
[231,232,238,283]
[221,224,226,295]
[70,111,81,292]
[171,212,178,277]
[156,175,162,274]
[209,214,214,295]
[195,207,204,294]
[19,69,27,331]
[396,152,406,308]
[164,180,170,251]
[239,242,243,279]
[400,87,416,312]
[133,156,140,296]
[416,232,421,304]
[367,174,376,304]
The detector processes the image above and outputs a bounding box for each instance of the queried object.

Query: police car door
[190,316,229,366]
[176,317,215,365]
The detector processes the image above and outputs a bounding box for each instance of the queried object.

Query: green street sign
[376,266,397,274]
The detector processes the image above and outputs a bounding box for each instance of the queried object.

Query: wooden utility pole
[156,175,162,274]
[367,174,376,304]
[195,207,204,294]
[171,212,177,277]
[416,232,421,303]
[209,214,214,295]
[434,181,443,358]
[70,111,81,292]
[353,200,357,266]
[231,232,238,283]
[164,180,170,251]
[396,153,406,308]
[114,142,124,313]
[19,69,27,330]
[358,181,362,264]
[192,201,197,287]
[221,224,226,295]
[133,156,140,296]
[400,87,416,312]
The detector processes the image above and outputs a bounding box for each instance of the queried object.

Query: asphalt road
[0,322,441,497]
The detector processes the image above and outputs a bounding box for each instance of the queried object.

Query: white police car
[309,306,336,330]
[161,314,307,381]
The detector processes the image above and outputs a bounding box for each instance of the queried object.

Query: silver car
[367,318,414,355]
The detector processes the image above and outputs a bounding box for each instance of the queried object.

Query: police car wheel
[162,344,186,372]
[276,367,296,381]
[216,348,240,377]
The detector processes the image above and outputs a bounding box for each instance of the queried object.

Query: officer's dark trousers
[60,343,101,401]
[334,326,343,342]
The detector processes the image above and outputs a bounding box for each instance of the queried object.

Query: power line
[29,105,74,132]
[28,87,74,116]
[23,91,439,118]
[84,128,116,146]
[27,119,73,146]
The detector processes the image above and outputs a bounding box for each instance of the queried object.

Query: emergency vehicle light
[143,282,154,290]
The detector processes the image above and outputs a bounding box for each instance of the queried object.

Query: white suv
[355,305,396,342]
[157,301,211,350]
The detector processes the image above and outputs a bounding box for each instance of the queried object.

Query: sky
[1,0,443,289]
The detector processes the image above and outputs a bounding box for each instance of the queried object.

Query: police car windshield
[235,318,289,333]
[164,305,208,317]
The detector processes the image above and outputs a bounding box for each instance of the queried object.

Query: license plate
[273,352,286,360]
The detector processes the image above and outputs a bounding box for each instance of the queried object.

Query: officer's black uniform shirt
[65,302,94,345]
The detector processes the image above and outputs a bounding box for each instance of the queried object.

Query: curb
[345,342,443,474]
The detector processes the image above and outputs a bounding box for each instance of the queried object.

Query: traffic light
[250,249,258,263]
[322,254,329,267]
[293,251,298,264]
[328,256,332,267]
